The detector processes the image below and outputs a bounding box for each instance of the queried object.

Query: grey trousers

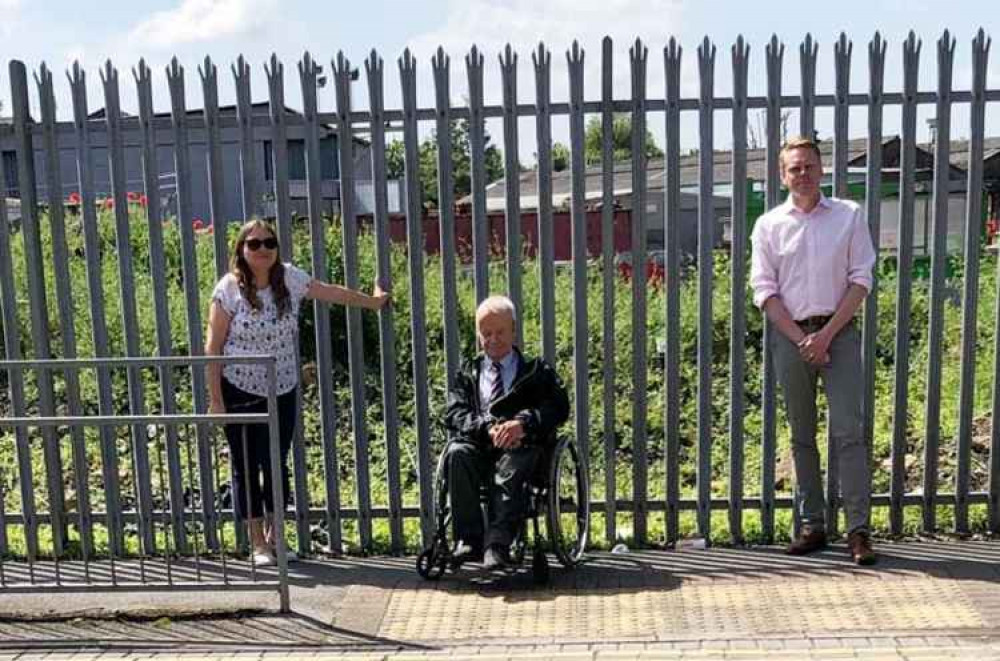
[772,322,871,535]
[444,441,542,549]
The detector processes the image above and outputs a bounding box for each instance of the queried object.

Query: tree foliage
[385,119,504,208]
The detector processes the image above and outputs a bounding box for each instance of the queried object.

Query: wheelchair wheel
[546,437,589,567]
[416,541,448,580]
[417,449,455,580]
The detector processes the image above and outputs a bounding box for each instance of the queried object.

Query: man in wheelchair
[443,295,570,571]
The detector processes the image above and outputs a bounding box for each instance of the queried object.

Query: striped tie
[489,361,505,404]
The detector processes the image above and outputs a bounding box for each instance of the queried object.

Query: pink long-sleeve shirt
[749,194,876,321]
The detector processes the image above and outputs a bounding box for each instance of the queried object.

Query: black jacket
[444,347,570,447]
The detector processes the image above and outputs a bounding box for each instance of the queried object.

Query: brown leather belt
[796,315,833,333]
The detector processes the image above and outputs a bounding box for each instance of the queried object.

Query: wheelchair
[416,435,589,584]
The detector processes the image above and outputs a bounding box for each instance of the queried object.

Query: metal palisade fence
[0,29,997,583]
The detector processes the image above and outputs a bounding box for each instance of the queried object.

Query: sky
[1,0,998,157]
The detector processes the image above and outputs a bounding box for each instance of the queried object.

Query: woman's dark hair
[230,219,291,317]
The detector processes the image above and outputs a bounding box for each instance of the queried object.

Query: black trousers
[221,378,297,520]
[444,440,542,549]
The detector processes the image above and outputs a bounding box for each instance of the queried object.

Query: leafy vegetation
[0,202,997,558]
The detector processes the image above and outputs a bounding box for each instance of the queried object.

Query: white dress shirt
[750,194,876,321]
[478,350,518,414]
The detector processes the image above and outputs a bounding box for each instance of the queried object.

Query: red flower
[617,261,633,281]
[192,218,204,230]
[127,191,140,202]
[67,192,81,205]
[646,262,665,287]
[139,194,148,207]
[103,197,114,210]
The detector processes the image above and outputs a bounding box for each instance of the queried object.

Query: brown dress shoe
[847,531,876,565]
[785,528,828,555]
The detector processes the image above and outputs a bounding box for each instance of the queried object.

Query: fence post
[627,39,648,546]
[696,37,717,542]
[568,41,592,539]
[663,37,683,546]
[761,35,784,544]
[922,31,955,533]
[729,36,750,544]
[597,37,617,545]
[956,30,990,533]
[862,32,886,535]
[466,46,489,305]
[399,49,435,545]
[890,32,921,536]
[334,51,374,553]
[365,50,405,553]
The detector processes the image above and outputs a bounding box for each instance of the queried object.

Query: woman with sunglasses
[205,218,389,565]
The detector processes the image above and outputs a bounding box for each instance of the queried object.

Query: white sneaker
[252,551,276,567]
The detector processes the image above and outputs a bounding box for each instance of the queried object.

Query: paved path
[3,540,1000,659]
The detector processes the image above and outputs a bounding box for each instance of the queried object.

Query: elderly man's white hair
[475,295,517,322]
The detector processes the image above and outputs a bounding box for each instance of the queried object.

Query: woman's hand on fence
[370,284,390,310]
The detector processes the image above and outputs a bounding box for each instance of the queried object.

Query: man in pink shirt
[750,136,877,565]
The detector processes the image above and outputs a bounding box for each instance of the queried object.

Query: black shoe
[450,540,483,568]
[483,544,510,571]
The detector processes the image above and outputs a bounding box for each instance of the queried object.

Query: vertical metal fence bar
[799,35,817,140]
[862,33,886,531]
[955,30,990,533]
[729,36,750,544]
[987,41,1000,532]
[600,37,616,544]
[266,360,290,613]
[153,425,174,583]
[101,60,155,556]
[921,31,955,533]
[829,34,851,539]
[890,32,921,535]
[534,43,557,367]
[300,52,343,553]
[762,36,784,543]
[0,152,10,563]
[265,55,311,552]
[166,59,219,551]
[797,34,818,538]
[663,38,683,545]
[399,50,435,543]
[135,59,188,554]
[233,56,258,221]
[36,63,90,565]
[466,46,489,304]
[266,54,293,249]
[68,63,123,558]
[182,422,203,580]
[432,49,461,390]
[626,40,648,544]
[334,52,374,553]
[568,41,591,536]
[0,139,38,568]
[230,57,254,553]
[695,38,716,541]
[201,57,229,276]
[10,61,66,558]
[500,45,523,343]
[366,51,404,552]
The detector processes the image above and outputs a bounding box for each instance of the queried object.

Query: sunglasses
[245,237,278,251]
